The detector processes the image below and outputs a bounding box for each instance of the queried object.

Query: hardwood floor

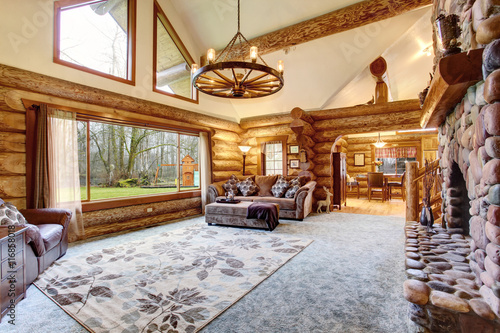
[332,197,406,218]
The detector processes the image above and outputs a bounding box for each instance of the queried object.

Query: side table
[0,226,27,322]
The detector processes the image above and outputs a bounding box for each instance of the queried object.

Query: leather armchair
[19,208,72,285]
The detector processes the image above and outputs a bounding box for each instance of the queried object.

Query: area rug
[34,224,312,333]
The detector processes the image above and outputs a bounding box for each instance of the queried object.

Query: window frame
[153,1,198,103]
[25,100,204,213]
[77,115,202,210]
[53,0,137,85]
[371,142,422,174]
[256,136,288,175]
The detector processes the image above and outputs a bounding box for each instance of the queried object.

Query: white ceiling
[168,0,434,122]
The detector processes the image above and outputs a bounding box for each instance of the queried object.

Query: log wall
[0,87,26,209]
[0,64,241,240]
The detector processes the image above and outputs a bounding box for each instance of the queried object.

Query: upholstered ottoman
[205,201,279,231]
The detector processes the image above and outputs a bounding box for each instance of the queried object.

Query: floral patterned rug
[34,224,312,333]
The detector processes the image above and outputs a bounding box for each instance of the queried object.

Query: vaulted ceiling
[167,0,434,122]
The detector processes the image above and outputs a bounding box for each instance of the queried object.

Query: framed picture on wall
[289,145,299,154]
[290,159,300,168]
[354,153,365,166]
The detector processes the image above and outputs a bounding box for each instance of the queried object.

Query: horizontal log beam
[290,119,315,137]
[0,64,242,133]
[310,99,421,121]
[240,113,292,129]
[219,0,431,60]
[312,110,422,141]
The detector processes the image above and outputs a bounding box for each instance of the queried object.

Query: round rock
[469,298,496,320]
[430,290,470,313]
[403,279,431,305]
[483,103,500,135]
[485,136,500,158]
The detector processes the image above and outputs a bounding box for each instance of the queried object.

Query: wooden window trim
[25,100,207,212]
[256,135,288,175]
[153,1,198,103]
[53,0,137,85]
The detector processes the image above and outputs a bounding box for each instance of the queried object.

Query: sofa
[0,199,72,286]
[207,174,316,220]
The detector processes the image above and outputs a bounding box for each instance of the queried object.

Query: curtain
[199,131,211,214]
[375,147,417,159]
[46,108,85,242]
[34,104,50,209]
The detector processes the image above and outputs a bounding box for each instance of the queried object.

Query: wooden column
[406,161,419,222]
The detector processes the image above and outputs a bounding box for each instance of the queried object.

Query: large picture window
[153,1,198,102]
[78,119,199,201]
[54,0,136,84]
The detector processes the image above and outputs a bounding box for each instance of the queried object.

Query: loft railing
[405,159,442,223]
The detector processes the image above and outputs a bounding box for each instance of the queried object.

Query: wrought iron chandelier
[191,0,284,98]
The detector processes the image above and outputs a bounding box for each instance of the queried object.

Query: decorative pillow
[255,175,278,197]
[285,184,300,198]
[0,201,46,256]
[288,176,302,187]
[222,174,240,195]
[237,177,259,197]
[271,175,290,198]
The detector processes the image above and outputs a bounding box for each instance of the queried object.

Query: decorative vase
[426,206,434,230]
[419,206,428,226]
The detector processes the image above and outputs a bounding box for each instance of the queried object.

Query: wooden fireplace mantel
[420,48,484,129]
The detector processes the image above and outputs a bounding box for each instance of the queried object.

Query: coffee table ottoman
[205,201,278,231]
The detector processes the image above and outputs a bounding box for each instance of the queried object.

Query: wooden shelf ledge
[420,48,484,128]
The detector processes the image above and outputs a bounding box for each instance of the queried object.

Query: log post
[290,119,315,137]
[406,161,419,221]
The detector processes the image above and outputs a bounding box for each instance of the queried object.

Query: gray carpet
[0,212,409,333]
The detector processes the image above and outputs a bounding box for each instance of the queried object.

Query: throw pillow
[271,175,290,198]
[222,174,240,195]
[255,175,278,197]
[285,184,300,198]
[0,201,46,256]
[237,177,259,197]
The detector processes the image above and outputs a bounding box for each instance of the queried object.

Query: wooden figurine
[317,186,333,214]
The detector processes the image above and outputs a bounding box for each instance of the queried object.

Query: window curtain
[46,108,85,242]
[375,147,417,159]
[199,131,211,214]
[33,104,50,209]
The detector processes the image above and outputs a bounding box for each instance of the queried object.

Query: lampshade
[238,146,251,153]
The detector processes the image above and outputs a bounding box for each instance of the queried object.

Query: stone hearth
[404,221,499,332]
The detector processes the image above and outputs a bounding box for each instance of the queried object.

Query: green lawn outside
[81,186,198,200]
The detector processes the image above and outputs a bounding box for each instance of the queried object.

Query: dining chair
[387,172,405,201]
[367,172,385,201]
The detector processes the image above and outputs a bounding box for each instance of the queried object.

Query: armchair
[19,208,72,285]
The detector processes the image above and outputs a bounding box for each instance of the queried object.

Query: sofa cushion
[237,177,259,196]
[255,175,278,196]
[222,174,240,195]
[285,184,300,198]
[253,196,296,210]
[271,175,290,198]
[37,224,63,252]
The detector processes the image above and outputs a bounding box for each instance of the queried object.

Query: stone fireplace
[403,1,500,331]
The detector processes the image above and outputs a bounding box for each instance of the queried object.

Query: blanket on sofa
[246,202,279,231]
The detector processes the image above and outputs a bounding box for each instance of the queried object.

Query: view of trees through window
[56,0,132,80]
[78,120,199,201]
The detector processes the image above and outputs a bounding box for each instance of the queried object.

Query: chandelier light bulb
[207,48,216,64]
[250,46,258,62]
[277,60,284,73]
[191,63,198,74]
